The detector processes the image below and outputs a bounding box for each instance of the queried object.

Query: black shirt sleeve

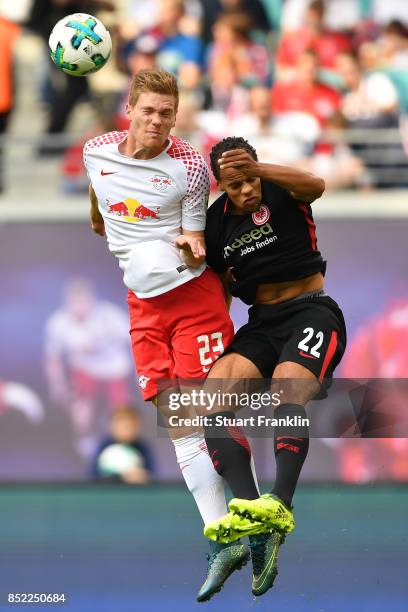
[262,180,296,205]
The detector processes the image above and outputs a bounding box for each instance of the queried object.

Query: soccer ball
[97,443,145,477]
[49,13,112,77]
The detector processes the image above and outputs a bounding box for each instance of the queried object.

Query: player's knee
[208,352,262,379]
[273,362,320,405]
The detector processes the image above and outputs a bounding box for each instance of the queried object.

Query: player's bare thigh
[272,361,320,406]
[192,353,263,417]
[205,354,319,412]
[208,352,263,379]
[209,355,320,408]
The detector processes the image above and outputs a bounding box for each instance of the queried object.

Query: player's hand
[91,218,105,236]
[175,235,206,259]
[122,467,150,484]
[218,149,259,178]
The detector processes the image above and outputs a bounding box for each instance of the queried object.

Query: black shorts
[225,293,347,385]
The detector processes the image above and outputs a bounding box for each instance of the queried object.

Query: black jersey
[205,179,326,305]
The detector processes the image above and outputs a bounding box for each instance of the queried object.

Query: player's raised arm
[177,149,210,267]
[88,184,105,236]
[218,149,325,203]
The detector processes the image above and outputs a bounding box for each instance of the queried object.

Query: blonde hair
[129,69,179,109]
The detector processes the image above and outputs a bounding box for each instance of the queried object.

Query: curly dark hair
[209,137,258,181]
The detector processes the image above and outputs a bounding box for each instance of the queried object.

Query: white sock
[173,431,228,524]
[250,454,261,496]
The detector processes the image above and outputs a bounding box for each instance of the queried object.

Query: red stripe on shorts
[319,330,338,383]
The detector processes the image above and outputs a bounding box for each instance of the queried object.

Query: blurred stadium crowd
[1,0,408,194]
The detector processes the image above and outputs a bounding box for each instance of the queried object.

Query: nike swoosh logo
[299,350,318,360]
[101,170,118,176]
[256,537,279,589]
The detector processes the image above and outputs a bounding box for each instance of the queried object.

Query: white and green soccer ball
[49,13,112,76]
[97,444,145,477]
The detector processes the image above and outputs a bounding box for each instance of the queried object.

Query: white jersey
[83,131,209,298]
[45,302,132,379]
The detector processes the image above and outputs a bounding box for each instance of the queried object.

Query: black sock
[271,403,309,507]
[204,411,259,499]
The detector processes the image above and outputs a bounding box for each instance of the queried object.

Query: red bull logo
[107,198,160,223]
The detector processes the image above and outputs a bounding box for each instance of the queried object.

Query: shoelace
[206,552,217,571]
[206,545,233,575]
[265,493,294,512]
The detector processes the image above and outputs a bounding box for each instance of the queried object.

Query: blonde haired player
[83,69,249,601]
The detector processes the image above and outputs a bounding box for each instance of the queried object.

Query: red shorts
[127,268,234,400]
[70,371,130,407]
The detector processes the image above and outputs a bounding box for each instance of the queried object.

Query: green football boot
[229,493,295,535]
[196,540,250,602]
[204,511,268,544]
[249,531,285,597]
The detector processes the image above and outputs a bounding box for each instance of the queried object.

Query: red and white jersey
[45,301,132,379]
[83,131,210,298]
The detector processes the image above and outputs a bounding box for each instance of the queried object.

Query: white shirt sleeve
[181,155,210,232]
[82,140,92,181]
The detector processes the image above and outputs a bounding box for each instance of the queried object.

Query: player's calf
[204,410,259,499]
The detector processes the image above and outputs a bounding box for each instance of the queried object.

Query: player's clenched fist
[90,210,105,236]
[91,217,105,236]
